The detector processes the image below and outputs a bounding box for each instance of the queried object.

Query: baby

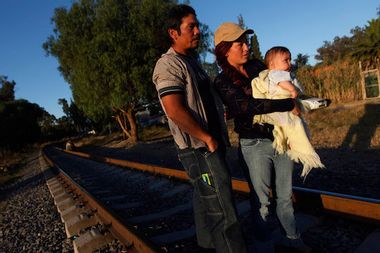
[251,46,325,178]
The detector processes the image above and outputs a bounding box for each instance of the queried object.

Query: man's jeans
[177,147,247,253]
[240,138,300,239]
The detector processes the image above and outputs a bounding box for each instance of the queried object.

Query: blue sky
[0,0,378,118]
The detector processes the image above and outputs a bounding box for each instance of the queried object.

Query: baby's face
[271,52,291,71]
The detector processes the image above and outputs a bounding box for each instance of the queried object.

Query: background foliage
[296,62,361,103]
[296,8,379,103]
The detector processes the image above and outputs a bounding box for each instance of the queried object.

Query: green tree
[0,76,65,148]
[201,61,219,81]
[39,111,58,139]
[249,34,263,61]
[58,98,91,133]
[292,53,309,71]
[58,98,70,117]
[0,100,45,150]
[351,18,380,68]
[237,14,245,30]
[237,14,263,61]
[315,36,353,64]
[0,76,16,102]
[197,23,212,62]
[44,0,178,143]
[315,5,380,67]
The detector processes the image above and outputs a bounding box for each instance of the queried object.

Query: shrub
[296,61,361,103]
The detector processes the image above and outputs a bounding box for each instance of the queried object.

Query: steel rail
[42,148,159,253]
[293,186,380,221]
[61,148,380,222]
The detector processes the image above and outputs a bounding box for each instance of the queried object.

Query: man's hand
[205,136,218,152]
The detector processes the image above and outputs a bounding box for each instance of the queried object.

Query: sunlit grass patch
[304,100,380,149]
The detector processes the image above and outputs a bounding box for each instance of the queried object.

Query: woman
[213,22,310,253]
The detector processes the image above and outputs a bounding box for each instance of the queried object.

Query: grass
[0,147,34,187]
[71,125,172,148]
[304,99,380,149]
[139,125,172,141]
[74,132,123,147]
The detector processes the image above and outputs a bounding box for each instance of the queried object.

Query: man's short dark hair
[166,4,196,36]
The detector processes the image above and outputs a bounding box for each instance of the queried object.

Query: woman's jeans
[240,138,300,240]
[177,147,247,253]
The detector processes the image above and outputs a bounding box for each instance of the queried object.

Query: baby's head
[264,46,291,71]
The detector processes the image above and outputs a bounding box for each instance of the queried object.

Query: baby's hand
[291,99,301,116]
[290,89,298,99]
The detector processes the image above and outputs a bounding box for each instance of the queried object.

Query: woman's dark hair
[215,41,248,86]
[264,46,291,67]
[166,4,196,37]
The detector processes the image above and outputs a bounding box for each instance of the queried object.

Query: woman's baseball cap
[214,22,254,47]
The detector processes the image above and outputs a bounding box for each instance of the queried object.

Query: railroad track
[41,145,380,253]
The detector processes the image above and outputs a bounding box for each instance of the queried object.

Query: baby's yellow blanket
[252,70,325,178]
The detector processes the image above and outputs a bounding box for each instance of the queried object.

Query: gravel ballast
[0,151,72,253]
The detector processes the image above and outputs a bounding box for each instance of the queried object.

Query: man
[152,4,247,253]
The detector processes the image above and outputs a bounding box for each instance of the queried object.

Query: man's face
[170,14,200,52]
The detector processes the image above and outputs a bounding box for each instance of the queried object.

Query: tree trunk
[114,107,138,144]
[125,108,138,143]
[115,113,131,138]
